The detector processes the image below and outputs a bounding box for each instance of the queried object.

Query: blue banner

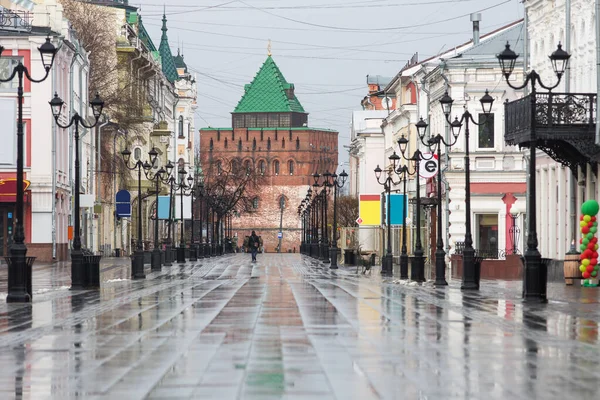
[157,196,171,220]
[115,190,131,217]
[388,194,407,226]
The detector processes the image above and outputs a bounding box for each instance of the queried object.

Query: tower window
[273,160,280,175]
[288,160,294,175]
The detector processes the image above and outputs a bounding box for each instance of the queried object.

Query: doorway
[0,205,15,257]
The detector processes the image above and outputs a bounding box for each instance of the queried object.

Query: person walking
[248,231,259,262]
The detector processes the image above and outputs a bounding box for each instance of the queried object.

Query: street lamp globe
[416,117,428,139]
[90,92,105,120]
[480,89,495,115]
[374,165,382,180]
[38,37,57,71]
[440,91,454,117]
[450,117,463,137]
[549,43,571,77]
[397,135,409,154]
[339,170,348,185]
[148,147,158,166]
[121,148,132,164]
[49,93,64,119]
[497,42,519,78]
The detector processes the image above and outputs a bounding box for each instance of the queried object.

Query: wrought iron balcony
[504,92,600,170]
[0,8,32,32]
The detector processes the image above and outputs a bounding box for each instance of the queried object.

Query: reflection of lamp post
[415,117,460,287]
[121,146,160,279]
[439,88,495,290]
[1,38,57,302]
[375,157,401,276]
[50,93,105,288]
[509,206,521,255]
[326,170,348,269]
[497,42,569,301]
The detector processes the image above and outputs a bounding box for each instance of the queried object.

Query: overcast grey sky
[136,0,524,168]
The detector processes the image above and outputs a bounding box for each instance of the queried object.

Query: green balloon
[583,239,590,246]
[594,222,598,227]
[587,233,594,239]
[592,271,598,277]
[582,200,600,216]
[581,244,587,251]
[592,227,598,234]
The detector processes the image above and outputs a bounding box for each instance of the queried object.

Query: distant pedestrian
[248,231,259,262]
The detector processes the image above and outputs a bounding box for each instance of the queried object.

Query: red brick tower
[200,56,338,252]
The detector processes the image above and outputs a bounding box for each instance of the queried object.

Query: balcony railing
[505,92,597,145]
[0,8,32,32]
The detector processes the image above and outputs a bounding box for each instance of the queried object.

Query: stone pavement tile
[191,384,240,398]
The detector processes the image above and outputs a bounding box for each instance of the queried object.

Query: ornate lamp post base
[70,249,84,290]
[399,253,409,279]
[329,247,338,269]
[460,247,478,290]
[151,248,162,271]
[189,244,198,262]
[410,249,426,282]
[523,251,546,303]
[132,249,145,279]
[434,248,448,286]
[381,253,393,276]
[7,245,31,302]
[177,246,186,263]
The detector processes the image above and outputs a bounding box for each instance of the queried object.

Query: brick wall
[201,127,338,251]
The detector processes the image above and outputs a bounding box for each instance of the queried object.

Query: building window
[267,138,271,150]
[232,131,235,140]
[282,138,285,149]
[246,115,257,128]
[0,58,21,89]
[244,160,251,174]
[476,214,498,258]
[234,115,244,128]
[280,114,291,126]
[252,138,257,150]
[238,139,242,151]
[178,116,184,138]
[296,137,300,150]
[209,138,214,151]
[257,114,267,127]
[288,160,294,175]
[260,129,264,141]
[269,114,279,127]
[224,138,228,148]
[289,130,292,140]
[134,147,142,161]
[252,197,259,209]
[217,130,221,141]
[246,129,249,141]
[216,160,222,174]
[478,113,495,148]
[258,160,266,175]
[275,131,278,141]
[273,160,280,175]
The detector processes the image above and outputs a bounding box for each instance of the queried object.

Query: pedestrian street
[0,254,599,399]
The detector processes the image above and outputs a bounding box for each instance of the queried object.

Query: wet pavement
[0,254,599,399]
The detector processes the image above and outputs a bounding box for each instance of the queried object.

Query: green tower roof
[233,56,305,113]
[158,13,179,83]
[173,48,187,73]
[137,15,157,52]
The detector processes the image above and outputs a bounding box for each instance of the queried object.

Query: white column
[549,165,556,259]
[539,166,548,257]
[557,166,566,258]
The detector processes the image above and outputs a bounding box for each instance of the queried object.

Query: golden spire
[267,39,272,56]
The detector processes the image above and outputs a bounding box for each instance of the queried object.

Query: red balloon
[594,251,599,258]
[593,217,597,222]
[582,226,590,234]
[580,238,584,244]
[587,265,595,273]
[589,243,596,250]
[584,249,593,258]
[593,238,599,244]
[583,271,591,279]
[589,222,595,228]
[591,258,598,266]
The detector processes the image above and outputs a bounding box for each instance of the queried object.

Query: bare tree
[328,195,359,228]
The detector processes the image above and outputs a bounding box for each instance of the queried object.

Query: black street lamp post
[163,175,176,266]
[147,161,174,271]
[326,170,348,269]
[50,93,105,288]
[415,117,460,286]
[509,208,520,255]
[439,88,495,290]
[374,155,401,276]
[395,165,410,279]
[497,42,569,301]
[189,180,202,262]
[313,172,331,263]
[120,146,161,279]
[1,38,56,302]
[397,138,434,282]
[173,169,193,263]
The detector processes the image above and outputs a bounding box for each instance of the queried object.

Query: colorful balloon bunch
[580,200,600,280]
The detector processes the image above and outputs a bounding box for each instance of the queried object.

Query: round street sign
[356,217,363,225]
[419,153,438,179]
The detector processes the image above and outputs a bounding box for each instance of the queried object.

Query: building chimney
[470,13,481,45]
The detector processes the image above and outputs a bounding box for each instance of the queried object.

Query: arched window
[252,138,257,150]
[252,197,259,209]
[178,157,185,173]
[209,138,214,151]
[238,139,242,151]
[296,137,300,150]
[267,137,271,150]
[273,160,280,175]
[288,160,294,175]
[178,116,184,138]
[134,147,142,161]
[224,138,228,149]
[258,160,266,175]
[282,138,285,149]
[215,160,222,174]
[244,160,251,174]
[217,130,221,141]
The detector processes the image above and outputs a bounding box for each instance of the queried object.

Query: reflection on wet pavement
[0,254,599,399]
